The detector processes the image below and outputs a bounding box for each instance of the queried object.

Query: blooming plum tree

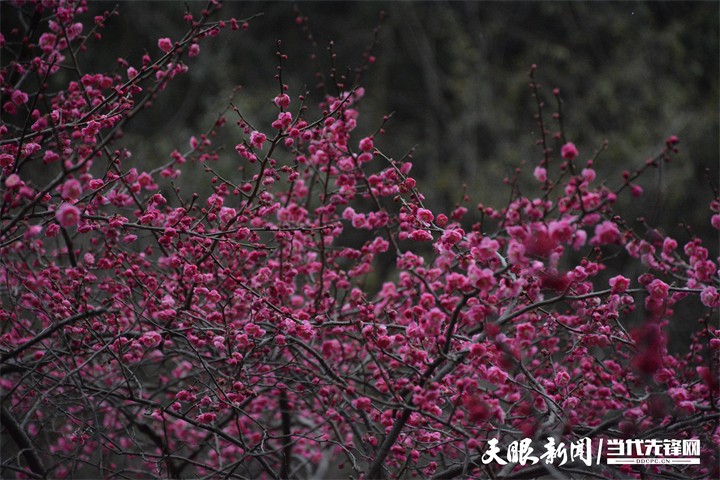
[0,1,718,479]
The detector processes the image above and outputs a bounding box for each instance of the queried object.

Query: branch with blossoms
[1,1,718,479]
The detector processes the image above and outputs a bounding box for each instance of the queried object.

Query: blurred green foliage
[102,1,717,349]
[3,1,717,236]
[79,1,718,235]
[1,1,716,350]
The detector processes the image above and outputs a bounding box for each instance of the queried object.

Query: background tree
[1,1,718,479]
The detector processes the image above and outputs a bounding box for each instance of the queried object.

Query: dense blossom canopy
[0,1,718,479]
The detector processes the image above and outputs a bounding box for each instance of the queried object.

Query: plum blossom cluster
[1,2,718,480]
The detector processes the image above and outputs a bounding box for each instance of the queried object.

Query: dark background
[111,0,719,351]
[3,1,716,227]
[86,1,718,231]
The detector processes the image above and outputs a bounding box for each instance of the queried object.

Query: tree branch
[1,405,45,478]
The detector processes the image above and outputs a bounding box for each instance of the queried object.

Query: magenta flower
[416,208,434,224]
[609,275,630,293]
[196,412,216,424]
[11,89,29,105]
[5,174,21,189]
[408,229,433,242]
[250,131,267,149]
[61,178,82,201]
[55,203,80,228]
[359,136,374,152]
[273,93,290,109]
[647,279,670,300]
[591,220,620,245]
[700,286,719,308]
[533,166,547,182]
[157,37,173,53]
[561,142,578,160]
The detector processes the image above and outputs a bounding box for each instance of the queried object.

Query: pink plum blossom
[561,142,578,160]
[158,37,173,53]
[55,203,81,228]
